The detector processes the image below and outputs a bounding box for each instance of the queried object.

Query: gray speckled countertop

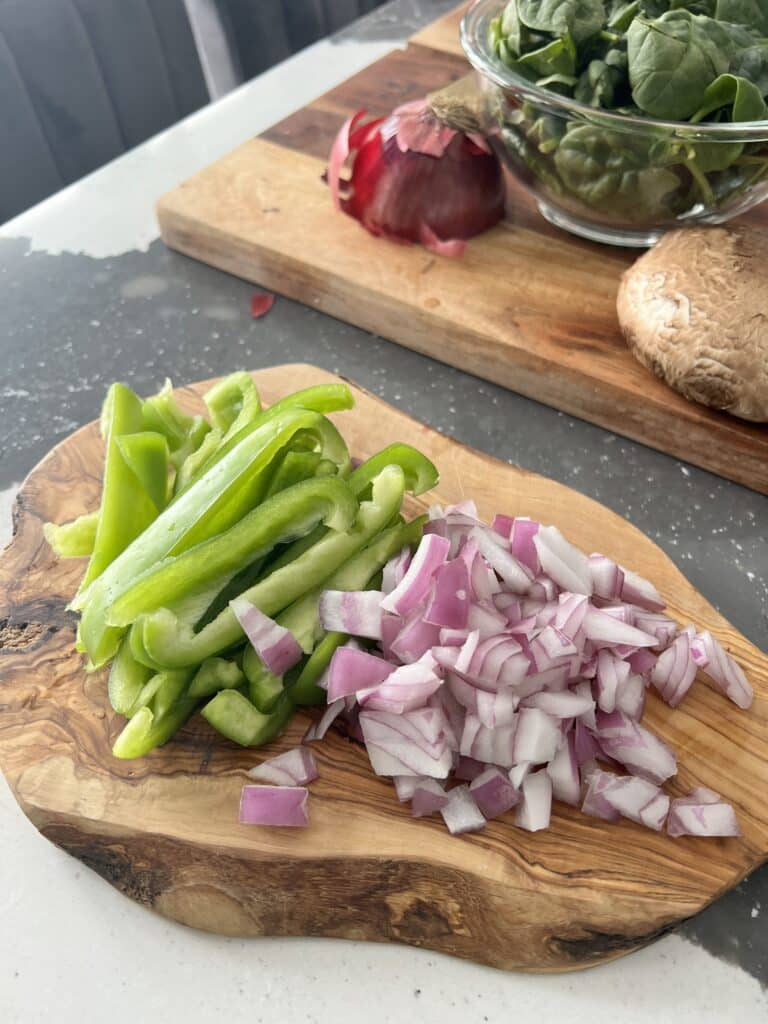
[0,2,766,1020]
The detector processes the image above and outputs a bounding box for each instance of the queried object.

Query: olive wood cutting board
[0,364,766,973]
[156,4,768,495]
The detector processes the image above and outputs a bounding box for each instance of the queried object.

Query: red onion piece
[441,784,486,835]
[546,732,580,805]
[411,778,450,817]
[620,568,665,612]
[583,608,657,648]
[651,632,697,708]
[470,766,521,818]
[516,770,552,832]
[461,714,517,767]
[523,690,594,719]
[454,755,486,781]
[382,547,412,594]
[469,526,532,593]
[239,785,309,827]
[534,525,592,596]
[394,775,421,802]
[510,517,541,574]
[668,790,741,838]
[588,554,625,600]
[327,646,393,702]
[250,291,275,319]
[491,513,514,540]
[248,747,318,787]
[389,607,441,664]
[694,631,754,709]
[381,534,450,616]
[319,589,384,640]
[596,710,677,785]
[423,556,471,628]
[595,650,631,713]
[230,596,302,675]
[304,699,346,742]
[615,673,646,720]
[509,761,531,788]
[512,707,561,764]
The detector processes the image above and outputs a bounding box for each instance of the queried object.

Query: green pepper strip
[288,631,346,707]
[112,669,196,759]
[203,372,261,433]
[116,433,170,513]
[181,383,354,489]
[201,689,294,748]
[80,383,158,591]
[108,476,358,627]
[179,417,349,550]
[244,661,285,712]
[264,450,323,497]
[188,656,245,700]
[75,408,346,667]
[173,426,222,494]
[108,637,154,715]
[134,464,407,669]
[263,444,437,577]
[44,512,99,559]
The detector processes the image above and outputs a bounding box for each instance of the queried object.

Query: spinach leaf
[553,124,682,218]
[715,0,768,33]
[517,0,606,44]
[691,72,768,120]
[515,33,579,76]
[608,0,641,31]
[730,44,768,95]
[627,11,729,118]
[575,48,630,106]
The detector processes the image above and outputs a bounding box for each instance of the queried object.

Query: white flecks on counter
[0,39,401,259]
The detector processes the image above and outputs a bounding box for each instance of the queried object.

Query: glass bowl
[461,0,768,246]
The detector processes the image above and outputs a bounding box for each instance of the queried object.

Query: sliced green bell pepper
[108,476,358,626]
[44,512,99,559]
[203,371,261,433]
[201,689,294,747]
[112,669,197,758]
[76,408,346,667]
[80,383,160,591]
[134,464,407,669]
[188,656,245,700]
[108,637,154,715]
[243,659,286,712]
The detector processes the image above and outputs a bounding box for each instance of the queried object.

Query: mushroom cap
[617,225,768,422]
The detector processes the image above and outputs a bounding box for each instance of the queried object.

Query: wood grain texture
[0,364,766,973]
[157,16,768,494]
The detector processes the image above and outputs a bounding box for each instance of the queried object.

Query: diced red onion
[523,690,594,719]
[326,646,393,702]
[627,648,658,677]
[382,547,412,595]
[615,673,646,719]
[508,761,531,788]
[491,513,513,540]
[598,773,669,831]
[596,710,676,784]
[304,699,346,742]
[574,720,601,766]
[668,790,741,838]
[534,525,592,596]
[470,766,521,818]
[588,554,625,600]
[423,556,470,629]
[694,631,754,709]
[554,592,589,639]
[319,589,384,640]
[651,632,697,708]
[620,568,665,612]
[509,517,540,574]
[393,775,421,802]
[381,534,450,615]
[583,608,657,648]
[466,601,509,637]
[358,657,443,713]
[439,627,469,646]
[633,610,678,648]
[512,707,561,764]
[389,608,441,664]
[469,526,532,593]
[461,714,516,767]
[516,770,552,831]
[239,785,309,827]
[454,755,486,781]
[411,778,450,817]
[595,650,631,713]
[546,732,580,805]
[230,596,302,675]
[248,747,318,787]
[440,784,486,834]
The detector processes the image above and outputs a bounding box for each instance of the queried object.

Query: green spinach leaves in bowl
[461,0,768,244]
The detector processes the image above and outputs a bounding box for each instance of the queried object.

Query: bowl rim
[461,0,768,142]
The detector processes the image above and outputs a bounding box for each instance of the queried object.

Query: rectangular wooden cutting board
[157,4,768,494]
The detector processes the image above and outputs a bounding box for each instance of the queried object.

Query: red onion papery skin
[328,101,505,256]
